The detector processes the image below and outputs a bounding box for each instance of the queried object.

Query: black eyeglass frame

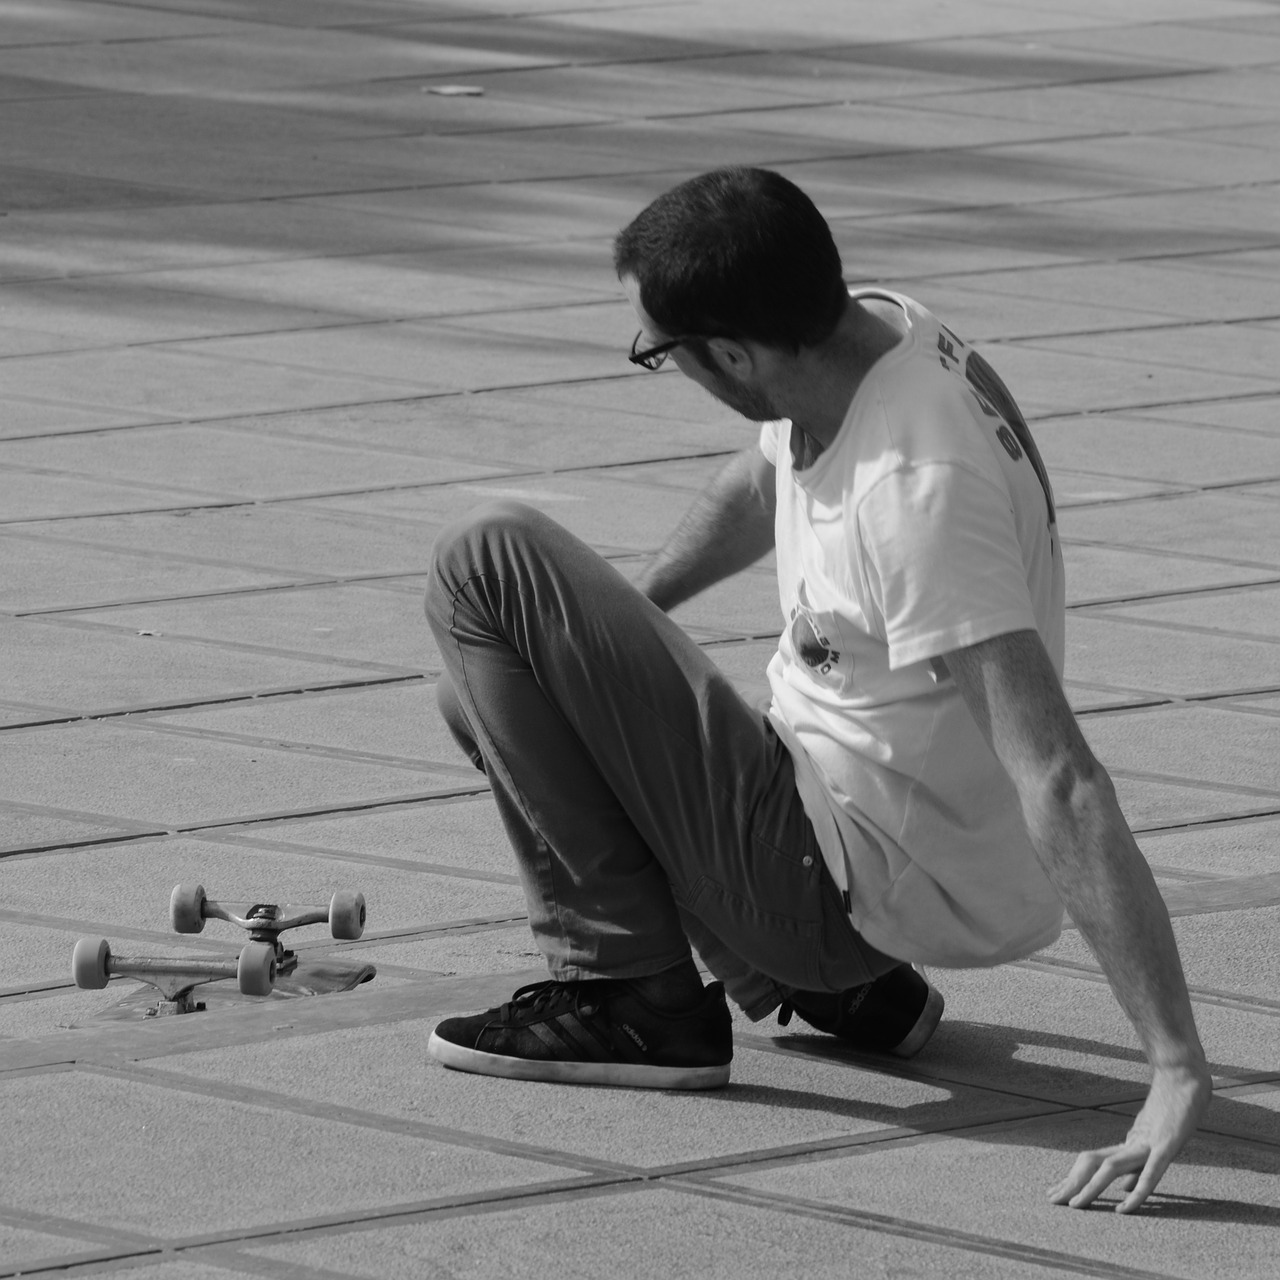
[628,331,697,370]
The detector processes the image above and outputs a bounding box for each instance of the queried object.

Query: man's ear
[704,336,754,377]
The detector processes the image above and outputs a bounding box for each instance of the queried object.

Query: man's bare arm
[637,445,776,611]
[945,629,1211,1213]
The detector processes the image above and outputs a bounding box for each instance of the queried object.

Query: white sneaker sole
[428,1030,731,1090]
[891,983,945,1059]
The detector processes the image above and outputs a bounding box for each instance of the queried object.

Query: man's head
[613,167,847,357]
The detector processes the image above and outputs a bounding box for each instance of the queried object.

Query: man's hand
[946,630,1210,1213]
[1048,1062,1212,1212]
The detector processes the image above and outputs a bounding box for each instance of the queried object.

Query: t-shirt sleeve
[758,419,783,466]
[858,461,1038,669]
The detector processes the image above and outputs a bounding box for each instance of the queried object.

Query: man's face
[622,274,781,423]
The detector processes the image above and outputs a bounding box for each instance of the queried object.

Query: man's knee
[425,499,547,620]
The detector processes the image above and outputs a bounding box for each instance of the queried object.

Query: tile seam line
[1134,805,1280,836]
[1106,767,1280,803]
[1,439,1272,535]
[1015,957,1280,1015]
[1058,535,1280,575]
[671,1180,1183,1280]
[10,615,428,678]
[0,1176,635,1280]
[0,672,428,732]
[0,789,493,861]
[0,296,628,369]
[6,202,1274,302]
[245,157,1280,218]
[79,1058,631,1177]
[0,794,500,864]
[0,352,1275,450]
[88,1057,1069,1182]
[1061,479,1280,514]
[1069,577,1280,611]
[4,1114,1152,1274]
[1068,612,1280,649]
[0,372,655,448]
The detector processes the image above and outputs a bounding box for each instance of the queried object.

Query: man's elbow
[1027,746,1118,835]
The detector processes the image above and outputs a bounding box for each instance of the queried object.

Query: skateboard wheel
[72,937,111,990]
[329,890,366,941]
[237,941,276,996]
[170,883,207,934]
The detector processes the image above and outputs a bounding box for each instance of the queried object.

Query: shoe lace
[504,979,604,1021]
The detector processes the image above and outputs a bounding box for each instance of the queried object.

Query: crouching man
[423,167,1210,1213]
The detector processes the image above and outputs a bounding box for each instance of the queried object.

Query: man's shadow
[708,1018,1280,1223]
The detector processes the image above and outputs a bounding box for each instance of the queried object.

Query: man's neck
[783,297,906,464]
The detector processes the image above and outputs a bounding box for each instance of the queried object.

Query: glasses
[629,331,693,371]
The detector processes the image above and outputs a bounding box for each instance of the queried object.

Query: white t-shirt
[761,289,1066,967]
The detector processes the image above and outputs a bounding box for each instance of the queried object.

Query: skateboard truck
[71,938,264,1016]
[169,884,366,981]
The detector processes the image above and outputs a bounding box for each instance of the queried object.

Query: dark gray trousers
[424,501,894,1019]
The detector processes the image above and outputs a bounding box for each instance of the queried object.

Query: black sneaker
[428,978,733,1089]
[777,963,943,1059]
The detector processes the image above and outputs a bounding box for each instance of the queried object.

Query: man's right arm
[637,445,777,611]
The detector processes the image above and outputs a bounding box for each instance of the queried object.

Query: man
[423,167,1210,1212]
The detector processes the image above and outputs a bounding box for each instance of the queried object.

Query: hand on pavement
[1048,1062,1212,1213]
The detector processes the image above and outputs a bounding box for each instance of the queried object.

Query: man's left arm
[945,628,1212,1213]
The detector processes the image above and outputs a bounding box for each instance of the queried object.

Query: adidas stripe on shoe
[428,977,733,1089]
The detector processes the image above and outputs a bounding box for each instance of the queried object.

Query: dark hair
[613,167,847,351]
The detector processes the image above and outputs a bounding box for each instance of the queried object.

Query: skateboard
[71,884,367,1016]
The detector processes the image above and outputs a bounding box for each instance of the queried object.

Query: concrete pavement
[0,1,1277,1276]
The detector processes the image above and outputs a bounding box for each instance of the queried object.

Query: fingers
[1046,1146,1123,1206]
[1047,1145,1149,1210]
[1117,1152,1174,1215]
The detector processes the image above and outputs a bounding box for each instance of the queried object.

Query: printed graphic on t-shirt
[788,581,845,682]
[935,322,1056,528]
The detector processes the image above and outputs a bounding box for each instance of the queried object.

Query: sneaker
[428,978,733,1089]
[776,963,943,1059]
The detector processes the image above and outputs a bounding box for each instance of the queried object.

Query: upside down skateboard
[72,883,367,1016]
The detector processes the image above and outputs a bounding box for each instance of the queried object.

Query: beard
[706,368,781,423]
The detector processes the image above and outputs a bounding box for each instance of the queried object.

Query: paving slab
[222,797,515,882]
[1038,416,1280,486]
[0,529,289,613]
[1099,582,1280,642]
[1038,906,1280,1005]
[0,721,447,828]
[149,1017,1040,1170]
[1058,491,1280,569]
[1060,541,1275,605]
[58,581,440,673]
[0,614,386,715]
[0,1069,567,1238]
[22,505,448,579]
[1081,703,1280,797]
[0,345,440,421]
[1137,816,1280,879]
[1068,614,1280,698]
[0,425,499,503]
[721,1112,1280,1280]
[141,682,467,769]
[241,1183,1087,1280]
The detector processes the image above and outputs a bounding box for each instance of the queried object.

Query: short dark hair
[613,167,847,351]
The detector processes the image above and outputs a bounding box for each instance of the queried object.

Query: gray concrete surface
[1,1,1277,1277]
